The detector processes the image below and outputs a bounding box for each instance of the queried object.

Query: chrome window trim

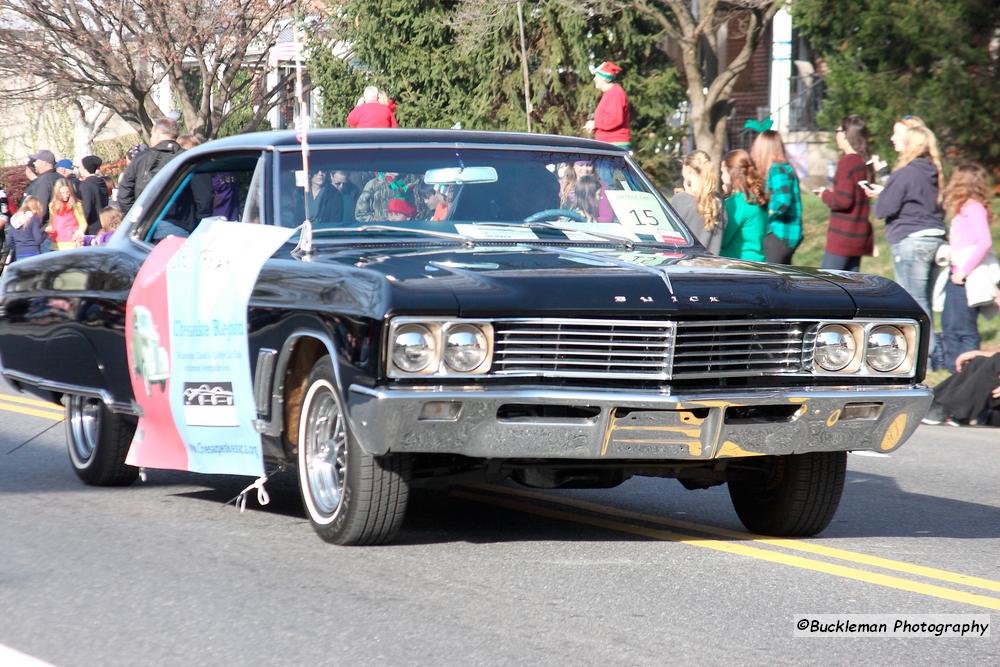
[274,142,629,157]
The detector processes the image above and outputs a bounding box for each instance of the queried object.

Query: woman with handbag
[940,163,995,372]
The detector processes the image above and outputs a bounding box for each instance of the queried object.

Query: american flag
[268,27,302,66]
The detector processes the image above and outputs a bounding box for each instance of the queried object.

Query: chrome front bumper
[346,384,932,460]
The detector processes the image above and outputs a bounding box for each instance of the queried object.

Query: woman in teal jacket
[720,149,767,261]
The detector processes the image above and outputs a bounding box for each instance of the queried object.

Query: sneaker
[921,402,947,426]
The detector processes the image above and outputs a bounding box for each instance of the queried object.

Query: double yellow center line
[456,484,1000,611]
[0,393,63,421]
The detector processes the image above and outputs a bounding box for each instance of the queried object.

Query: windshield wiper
[477,221,635,250]
[310,225,477,247]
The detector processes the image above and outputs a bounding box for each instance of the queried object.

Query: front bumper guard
[346,384,932,460]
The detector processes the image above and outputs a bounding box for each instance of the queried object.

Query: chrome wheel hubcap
[69,396,101,464]
[305,388,347,515]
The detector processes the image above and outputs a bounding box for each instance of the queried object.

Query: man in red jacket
[584,61,631,149]
[346,86,399,129]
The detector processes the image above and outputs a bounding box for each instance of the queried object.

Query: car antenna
[291,18,314,257]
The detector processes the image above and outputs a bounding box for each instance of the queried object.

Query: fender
[253,318,382,459]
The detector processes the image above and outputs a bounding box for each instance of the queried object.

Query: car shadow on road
[149,468,1000,545]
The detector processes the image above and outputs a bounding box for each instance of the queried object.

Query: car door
[0,149,271,412]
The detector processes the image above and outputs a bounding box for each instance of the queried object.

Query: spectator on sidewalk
[719,149,767,262]
[55,159,81,196]
[346,86,399,129]
[78,155,109,234]
[923,348,1000,427]
[872,124,947,361]
[46,179,87,250]
[751,129,803,265]
[75,206,123,247]
[24,149,60,224]
[940,163,995,372]
[6,195,45,260]
[671,150,726,254]
[816,115,874,272]
[117,118,183,214]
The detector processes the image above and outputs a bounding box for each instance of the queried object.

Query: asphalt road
[1,379,997,665]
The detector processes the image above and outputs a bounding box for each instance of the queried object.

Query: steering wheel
[523,208,587,223]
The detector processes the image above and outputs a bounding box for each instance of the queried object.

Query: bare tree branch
[0,0,297,139]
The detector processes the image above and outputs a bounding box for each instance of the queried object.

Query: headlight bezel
[386,318,494,377]
[811,319,917,377]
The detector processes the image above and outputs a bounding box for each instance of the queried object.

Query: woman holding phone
[873,123,947,360]
[815,115,874,271]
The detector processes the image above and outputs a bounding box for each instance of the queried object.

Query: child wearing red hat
[585,61,631,149]
[386,196,416,221]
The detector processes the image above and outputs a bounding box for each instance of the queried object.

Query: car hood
[306,243,869,319]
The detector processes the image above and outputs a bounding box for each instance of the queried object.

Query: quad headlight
[866,325,907,372]
[814,324,857,371]
[387,319,493,377]
[391,324,436,372]
[443,324,489,372]
[812,321,917,376]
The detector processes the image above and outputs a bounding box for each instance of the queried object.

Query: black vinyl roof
[200,128,629,153]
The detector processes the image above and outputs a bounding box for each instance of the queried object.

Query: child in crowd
[751,130,803,264]
[7,195,45,260]
[670,150,726,253]
[940,163,995,372]
[75,206,123,247]
[45,179,87,250]
[719,149,767,262]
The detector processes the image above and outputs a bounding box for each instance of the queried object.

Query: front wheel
[297,356,410,545]
[727,452,846,537]
[66,395,139,486]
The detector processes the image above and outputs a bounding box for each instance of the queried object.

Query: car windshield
[275,147,690,245]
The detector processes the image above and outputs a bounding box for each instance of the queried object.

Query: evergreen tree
[309,0,684,184]
[795,0,1000,167]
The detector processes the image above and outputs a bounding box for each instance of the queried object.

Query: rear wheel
[66,395,139,486]
[297,356,410,545]
[727,452,846,536]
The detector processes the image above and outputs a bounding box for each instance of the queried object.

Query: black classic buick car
[0,130,931,545]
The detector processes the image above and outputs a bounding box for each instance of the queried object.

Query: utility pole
[515,0,532,132]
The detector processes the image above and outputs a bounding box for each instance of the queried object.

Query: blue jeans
[890,236,944,356]
[821,251,861,272]
[941,279,980,373]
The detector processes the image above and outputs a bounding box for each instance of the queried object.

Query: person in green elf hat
[356,171,414,222]
[584,61,631,150]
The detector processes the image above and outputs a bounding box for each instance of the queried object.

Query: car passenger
[386,197,416,222]
[574,175,602,222]
[330,171,360,222]
[356,172,409,222]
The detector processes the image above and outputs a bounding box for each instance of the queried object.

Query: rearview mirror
[424,166,498,185]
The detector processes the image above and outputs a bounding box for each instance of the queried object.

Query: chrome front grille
[671,320,815,379]
[490,318,816,380]
[492,319,674,379]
